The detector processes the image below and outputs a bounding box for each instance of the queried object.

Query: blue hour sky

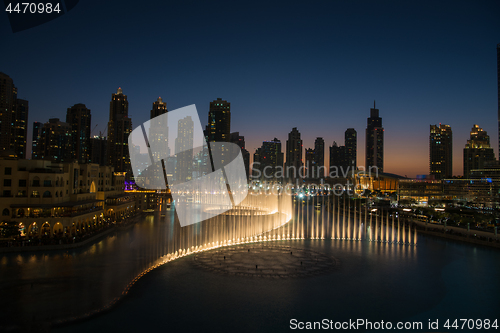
[1,0,499,177]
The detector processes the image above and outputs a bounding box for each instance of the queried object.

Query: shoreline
[0,214,144,253]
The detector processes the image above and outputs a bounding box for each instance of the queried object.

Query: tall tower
[175,116,194,183]
[208,98,231,142]
[285,127,303,180]
[259,138,283,181]
[0,72,29,159]
[429,124,452,179]
[463,124,495,177]
[149,97,169,160]
[38,118,72,162]
[107,87,132,175]
[230,132,250,178]
[32,121,43,159]
[365,101,384,173]
[66,103,91,164]
[344,128,357,169]
[314,137,325,178]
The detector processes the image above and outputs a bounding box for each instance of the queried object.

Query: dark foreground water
[1,206,499,333]
[54,236,499,333]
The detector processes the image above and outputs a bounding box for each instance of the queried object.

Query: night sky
[1,0,499,177]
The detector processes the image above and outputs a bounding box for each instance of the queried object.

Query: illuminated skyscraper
[259,138,283,181]
[285,127,303,180]
[429,124,452,179]
[0,72,29,159]
[208,98,230,142]
[66,103,91,164]
[149,97,169,160]
[463,124,495,177]
[37,118,72,162]
[230,132,250,178]
[344,128,357,168]
[313,137,325,179]
[107,87,132,175]
[32,121,42,159]
[365,102,384,172]
[175,116,194,183]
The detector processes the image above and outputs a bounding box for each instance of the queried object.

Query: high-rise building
[365,102,384,173]
[175,116,194,183]
[107,87,132,175]
[230,132,250,178]
[0,72,29,159]
[329,142,346,175]
[31,121,42,159]
[148,97,169,160]
[344,128,357,169]
[305,148,315,179]
[252,148,262,179]
[258,138,283,181]
[66,103,91,164]
[37,118,72,162]
[285,127,303,180]
[208,98,230,142]
[463,124,495,177]
[313,137,325,179]
[430,124,452,179]
[90,136,107,166]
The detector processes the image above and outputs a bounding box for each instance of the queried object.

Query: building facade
[0,72,29,159]
[463,124,495,177]
[66,103,91,164]
[0,158,136,238]
[107,88,132,176]
[207,98,230,142]
[285,127,303,180]
[430,124,452,179]
[365,102,384,173]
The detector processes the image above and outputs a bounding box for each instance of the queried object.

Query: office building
[429,124,452,179]
[66,103,91,164]
[207,98,230,142]
[365,102,383,173]
[106,88,132,175]
[463,124,495,177]
[285,127,302,180]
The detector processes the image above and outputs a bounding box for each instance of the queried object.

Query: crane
[91,124,98,136]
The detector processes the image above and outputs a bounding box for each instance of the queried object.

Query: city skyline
[0,0,498,178]
[10,85,500,179]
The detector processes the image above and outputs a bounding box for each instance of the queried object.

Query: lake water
[1,201,499,332]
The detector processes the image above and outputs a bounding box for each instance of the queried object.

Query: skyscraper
[329,142,346,175]
[175,116,194,183]
[148,97,169,160]
[0,72,29,159]
[344,128,357,169]
[208,98,230,142]
[365,102,384,173]
[429,124,452,179]
[37,118,72,162]
[230,132,250,178]
[313,137,325,179]
[259,138,283,181]
[66,103,91,164]
[90,135,107,166]
[305,148,315,179]
[285,127,302,180]
[464,124,495,177]
[107,87,132,175]
[32,121,42,159]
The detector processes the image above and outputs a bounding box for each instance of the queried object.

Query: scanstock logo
[129,105,248,227]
